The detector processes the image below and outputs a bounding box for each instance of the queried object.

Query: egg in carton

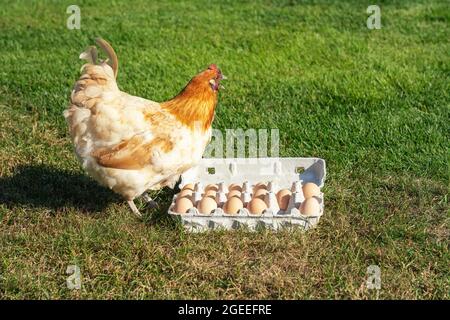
[170,182,324,232]
[168,157,326,232]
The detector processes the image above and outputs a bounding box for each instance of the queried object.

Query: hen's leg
[127,200,142,218]
[142,192,158,209]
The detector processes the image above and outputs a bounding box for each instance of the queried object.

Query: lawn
[0,0,448,299]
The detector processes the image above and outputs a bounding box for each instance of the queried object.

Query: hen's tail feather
[79,46,98,64]
[95,38,119,78]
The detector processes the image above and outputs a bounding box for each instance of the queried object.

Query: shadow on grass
[0,164,119,214]
[140,185,179,228]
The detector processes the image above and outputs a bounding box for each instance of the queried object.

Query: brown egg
[182,183,195,191]
[224,196,243,214]
[227,190,242,199]
[197,196,217,214]
[247,197,267,214]
[204,189,217,198]
[178,188,193,198]
[205,184,219,193]
[174,196,193,214]
[300,197,320,216]
[277,189,292,211]
[253,182,267,193]
[229,183,242,192]
[253,188,268,200]
[302,182,320,199]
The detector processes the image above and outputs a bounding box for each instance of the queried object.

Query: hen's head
[162,64,224,131]
[190,64,224,93]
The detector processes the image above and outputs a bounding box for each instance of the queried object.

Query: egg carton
[168,157,326,232]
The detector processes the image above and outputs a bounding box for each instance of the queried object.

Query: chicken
[64,38,224,217]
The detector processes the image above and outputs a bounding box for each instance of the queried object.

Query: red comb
[208,64,218,71]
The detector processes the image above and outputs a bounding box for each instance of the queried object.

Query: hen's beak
[219,73,226,89]
[218,72,226,89]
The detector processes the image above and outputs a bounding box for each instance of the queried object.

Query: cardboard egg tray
[168,157,326,232]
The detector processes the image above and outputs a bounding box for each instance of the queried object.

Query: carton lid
[180,157,326,189]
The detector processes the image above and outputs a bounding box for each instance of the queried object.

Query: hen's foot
[127,200,142,218]
[142,193,158,209]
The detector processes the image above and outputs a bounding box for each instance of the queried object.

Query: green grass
[0,0,448,299]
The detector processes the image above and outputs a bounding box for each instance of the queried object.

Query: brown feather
[161,69,219,131]
[91,134,174,170]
